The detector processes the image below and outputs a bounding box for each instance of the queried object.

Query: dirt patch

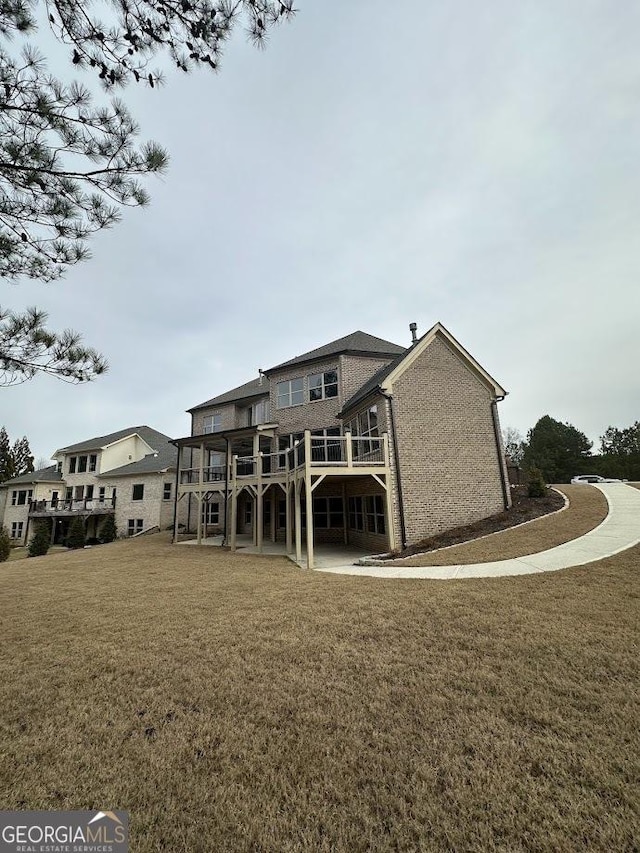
[390,485,566,559]
[397,485,609,566]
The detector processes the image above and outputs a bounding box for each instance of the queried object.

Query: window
[98,487,106,503]
[202,502,219,525]
[65,487,73,502]
[277,377,304,409]
[365,495,386,534]
[10,521,24,539]
[56,461,63,473]
[313,497,344,529]
[89,454,97,472]
[12,489,32,506]
[278,499,286,529]
[247,399,270,426]
[348,404,379,457]
[244,501,252,525]
[74,485,84,501]
[348,497,364,531]
[69,456,77,473]
[203,414,222,434]
[132,484,144,501]
[163,482,172,501]
[127,519,143,536]
[77,455,88,473]
[85,485,94,500]
[308,369,338,402]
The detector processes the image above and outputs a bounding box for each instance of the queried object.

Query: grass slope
[401,485,609,566]
[1,535,638,852]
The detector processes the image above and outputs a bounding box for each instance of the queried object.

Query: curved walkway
[318,484,640,580]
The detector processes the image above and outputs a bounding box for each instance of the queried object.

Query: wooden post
[346,430,353,468]
[270,487,277,543]
[230,455,238,552]
[172,444,182,544]
[294,481,302,564]
[304,431,314,569]
[257,453,263,554]
[196,441,204,545]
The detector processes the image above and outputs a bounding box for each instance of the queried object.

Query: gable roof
[98,438,177,477]
[264,331,405,375]
[1,466,63,487]
[188,376,268,413]
[339,322,506,415]
[53,425,172,456]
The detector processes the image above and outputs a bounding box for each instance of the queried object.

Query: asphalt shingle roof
[1,466,63,487]
[265,331,405,374]
[188,377,268,413]
[54,425,173,456]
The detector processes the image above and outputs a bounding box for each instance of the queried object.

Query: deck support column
[230,455,238,552]
[294,480,302,564]
[196,441,204,545]
[270,487,277,543]
[172,444,182,543]
[257,453,263,554]
[304,431,314,570]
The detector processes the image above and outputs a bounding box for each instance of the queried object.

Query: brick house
[173,322,510,568]
[0,426,185,546]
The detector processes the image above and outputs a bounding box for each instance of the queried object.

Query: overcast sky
[2,0,639,462]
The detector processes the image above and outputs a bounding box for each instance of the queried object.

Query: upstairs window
[308,369,338,402]
[247,399,270,426]
[89,454,97,472]
[77,455,88,473]
[203,414,222,434]
[69,457,77,473]
[277,378,304,409]
[56,461,63,473]
[11,489,32,506]
[132,484,144,501]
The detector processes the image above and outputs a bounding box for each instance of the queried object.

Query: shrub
[527,468,547,498]
[0,527,10,562]
[100,515,117,543]
[28,523,51,557]
[66,516,86,549]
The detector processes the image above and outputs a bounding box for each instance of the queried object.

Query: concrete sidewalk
[317,483,640,580]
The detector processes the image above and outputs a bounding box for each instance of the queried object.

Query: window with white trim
[10,521,24,539]
[89,454,97,472]
[348,404,379,457]
[77,455,88,473]
[202,502,219,525]
[203,414,222,433]
[247,399,270,426]
[11,489,32,506]
[127,519,143,536]
[132,484,144,501]
[308,369,338,402]
[163,482,172,501]
[277,377,304,409]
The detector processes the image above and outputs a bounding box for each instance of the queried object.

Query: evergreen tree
[0,307,107,385]
[522,415,592,483]
[0,525,10,561]
[598,421,640,481]
[11,435,34,475]
[28,521,50,556]
[100,514,117,543]
[0,426,15,482]
[66,515,86,549]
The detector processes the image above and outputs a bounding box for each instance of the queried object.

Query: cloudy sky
[2,0,639,462]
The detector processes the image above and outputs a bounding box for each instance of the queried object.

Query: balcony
[178,433,387,488]
[29,497,116,516]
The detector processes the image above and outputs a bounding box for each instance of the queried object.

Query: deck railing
[180,432,387,488]
[29,497,116,513]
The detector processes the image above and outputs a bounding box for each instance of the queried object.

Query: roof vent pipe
[258,368,264,385]
[409,322,418,344]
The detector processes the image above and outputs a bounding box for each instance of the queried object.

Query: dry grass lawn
[400,485,609,566]
[1,534,638,852]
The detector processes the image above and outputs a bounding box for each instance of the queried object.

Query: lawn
[1,534,638,852]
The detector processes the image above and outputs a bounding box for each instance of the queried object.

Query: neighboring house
[173,322,510,568]
[0,426,185,546]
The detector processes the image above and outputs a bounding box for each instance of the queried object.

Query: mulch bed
[388,486,566,559]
